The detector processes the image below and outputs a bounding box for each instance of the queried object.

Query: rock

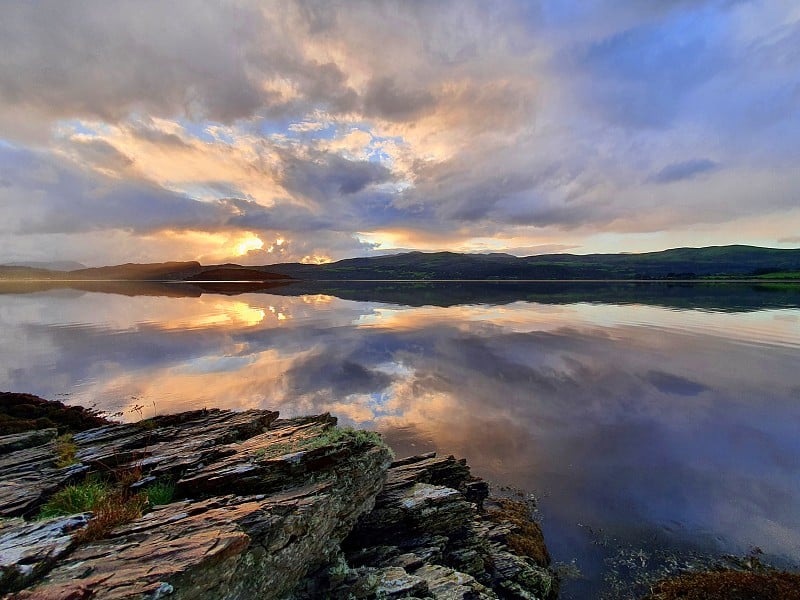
[414,564,497,599]
[0,393,110,436]
[354,482,474,544]
[1,409,392,599]
[0,514,89,594]
[0,409,279,519]
[0,440,87,520]
[483,498,551,568]
[13,487,384,600]
[1,410,556,600]
[0,429,58,455]
[299,453,559,600]
[345,566,428,599]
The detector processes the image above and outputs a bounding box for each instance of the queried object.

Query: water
[1,280,799,597]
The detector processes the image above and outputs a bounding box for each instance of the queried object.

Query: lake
[1,280,799,598]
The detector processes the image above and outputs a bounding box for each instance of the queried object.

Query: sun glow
[234,235,264,256]
[301,254,332,264]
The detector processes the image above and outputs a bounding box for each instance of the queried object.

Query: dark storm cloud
[0,1,365,144]
[126,122,191,149]
[222,198,332,233]
[283,354,394,398]
[645,370,709,396]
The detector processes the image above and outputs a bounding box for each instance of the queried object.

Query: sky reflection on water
[1,283,798,597]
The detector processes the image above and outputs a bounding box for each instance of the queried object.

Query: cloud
[278,149,394,199]
[0,0,799,263]
[566,6,732,129]
[0,144,394,265]
[362,77,437,121]
[650,159,719,183]
[0,146,226,235]
[0,2,266,134]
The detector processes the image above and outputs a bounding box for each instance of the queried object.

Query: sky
[0,0,798,266]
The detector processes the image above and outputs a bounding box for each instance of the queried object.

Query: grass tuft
[144,480,175,507]
[38,478,111,519]
[76,491,148,543]
[38,469,156,542]
[303,426,383,451]
[53,433,78,468]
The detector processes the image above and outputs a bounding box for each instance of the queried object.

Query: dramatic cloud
[0,0,798,264]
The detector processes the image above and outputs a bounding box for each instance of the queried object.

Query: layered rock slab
[1,408,556,599]
[0,410,392,599]
[293,453,559,600]
[0,409,279,519]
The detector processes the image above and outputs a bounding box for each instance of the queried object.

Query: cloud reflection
[1,288,799,569]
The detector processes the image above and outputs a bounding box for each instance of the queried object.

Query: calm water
[2,281,799,598]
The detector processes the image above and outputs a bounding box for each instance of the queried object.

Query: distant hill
[266,245,800,280]
[1,245,799,282]
[3,261,86,271]
[0,265,63,280]
[0,261,292,282]
[184,267,290,281]
[67,261,204,280]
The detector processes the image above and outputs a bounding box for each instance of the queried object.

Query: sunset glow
[234,235,264,257]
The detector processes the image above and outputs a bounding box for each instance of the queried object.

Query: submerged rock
[0,407,557,599]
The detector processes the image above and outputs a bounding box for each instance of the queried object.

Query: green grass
[755,271,800,280]
[303,427,383,451]
[144,480,175,506]
[38,478,111,519]
[38,475,157,541]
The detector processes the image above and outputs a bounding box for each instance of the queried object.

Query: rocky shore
[0,406,558,599]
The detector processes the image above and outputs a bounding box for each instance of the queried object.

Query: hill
[184,267,291,281]
[0,262,292,282]
[67,261,205,280]
[3,261,86,271]
[1,245,799,282]
[266,245,800,280]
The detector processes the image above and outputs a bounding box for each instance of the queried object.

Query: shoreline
[3,393,799,599]
[0,394,558,599]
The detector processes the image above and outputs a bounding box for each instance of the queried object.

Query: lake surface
[1,281,799,598]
